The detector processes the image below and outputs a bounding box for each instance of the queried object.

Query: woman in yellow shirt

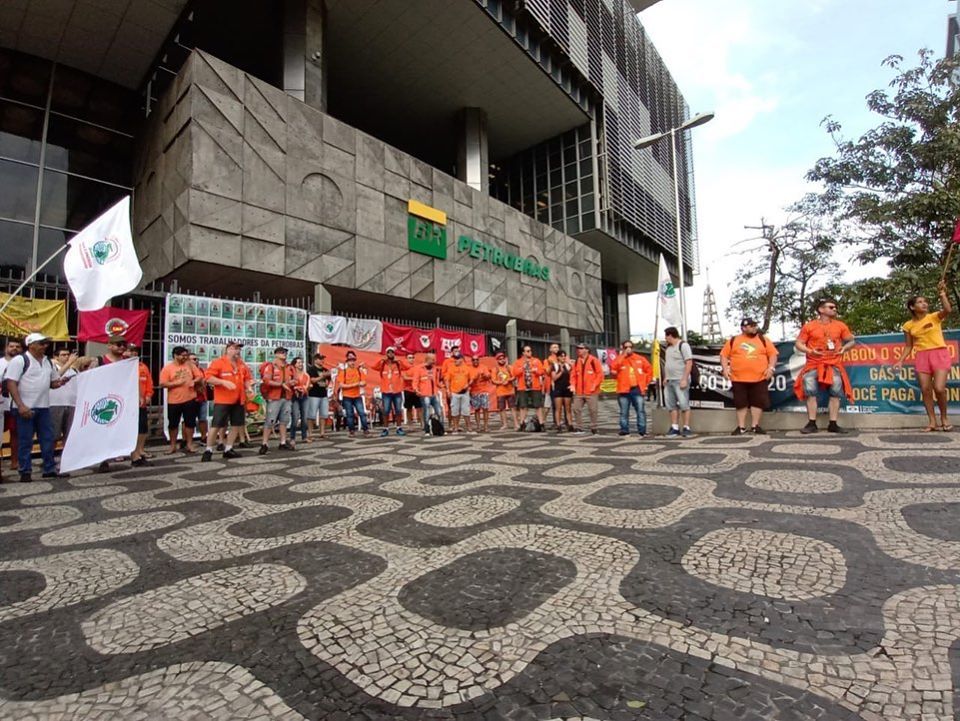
[895,280,953,431]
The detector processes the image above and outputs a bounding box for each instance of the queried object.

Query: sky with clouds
[628,0,950,340]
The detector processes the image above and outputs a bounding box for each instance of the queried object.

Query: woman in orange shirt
[895,280,953,431]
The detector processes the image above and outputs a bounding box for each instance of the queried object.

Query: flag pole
[0,243,71,318]
[941,244,956,284]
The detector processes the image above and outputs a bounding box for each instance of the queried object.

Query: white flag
[346,318,383,351]
[657,253,682,327]
[63,196,142,311]
[308,314,349,344]
[60,358,139,473]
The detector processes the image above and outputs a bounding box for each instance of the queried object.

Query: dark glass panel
[35,226,71,279]
[0,159,38,222]
[45,114,133,185]
[50,64,138,133]
[0,49,51,107]
[0,100,43,164]
[39,170,126,231]
[0,219,33,275]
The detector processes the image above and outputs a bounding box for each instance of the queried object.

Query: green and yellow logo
[407,200,447,260]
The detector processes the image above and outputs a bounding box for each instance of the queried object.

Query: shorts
[664,380,690,411]
[403,390,419,410]
[470,393,489,411]
[168,400,199,429]
[138,407,149,434]
[196,400,208,424]
[449,391,471,417]
[551,388,573,399]
[915,347,953,374]
[265,398,292,426]
[306,396,329,420]
[802,369,844,399]
[212,403,246,428]
[731,380,769,410]
[496,394,516,411]
[516,390,544,409]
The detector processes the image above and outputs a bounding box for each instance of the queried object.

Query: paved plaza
[2,424,960,720]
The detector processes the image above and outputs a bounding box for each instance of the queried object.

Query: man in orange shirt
[610,340,652,437]
[794,298,856,434]
[491,352,517,430]
[569,343,603,435]
[159,345,205,455]
[124,343,153,467]
[373,347,410,436]
[410,351,443,435]
[512,345,546,430]
[469,356,493,433]
[202,341,253,462]
[720,318,779,435]
[444,353,473,433]
[402,352,420,428]
[336,350,370,437]
[260,347,298,452]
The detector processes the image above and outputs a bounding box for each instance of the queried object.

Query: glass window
[0,100,44,164]
[50,65,137,133]
[39,169,127,231]
[35,226,71,279]
[0,219,34,274]
[0,159,39,222]
[45,114,133,185]
[0,49,51,107]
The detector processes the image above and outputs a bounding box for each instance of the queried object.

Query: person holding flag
[894,279,953,431]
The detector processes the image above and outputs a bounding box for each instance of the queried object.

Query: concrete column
[559,327,571,355]
[505,319,518,363]
[313,283,332,314]
[616,284,630,344]
[456,108,489,193]
[283,0,327,111]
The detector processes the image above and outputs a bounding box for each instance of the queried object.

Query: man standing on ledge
[663,327,693,437]
[720,318,779,435]
[794,298,856,434]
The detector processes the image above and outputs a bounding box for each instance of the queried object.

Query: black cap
[274,346,288,354]
[740,317,759,327]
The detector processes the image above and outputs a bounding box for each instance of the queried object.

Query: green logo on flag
[661,280,676,298]
[90,395,123,426]
[91,238,120,265]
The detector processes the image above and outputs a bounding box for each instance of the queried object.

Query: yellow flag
[651,339,661,381]
[0,293,70,340]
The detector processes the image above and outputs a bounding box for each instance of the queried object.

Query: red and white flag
[77,306,150,345]
[952,218,960,244]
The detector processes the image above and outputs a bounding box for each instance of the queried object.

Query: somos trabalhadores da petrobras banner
[685,331,960,414]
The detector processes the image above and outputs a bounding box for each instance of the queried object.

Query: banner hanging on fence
[682,330,960,414]
[0,293,70,340]
[78,306,150,345]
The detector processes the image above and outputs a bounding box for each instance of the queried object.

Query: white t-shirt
[4,352,54,409]
[0,356,10,414]
[48,366,78,407]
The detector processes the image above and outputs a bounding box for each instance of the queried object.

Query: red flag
[77,306,150,345]
[462,332,486,357]
[953,218,960,243]
[434,329,464,364]
[380,322,423,354]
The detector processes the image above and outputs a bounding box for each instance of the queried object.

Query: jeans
[618,388,646,434]
[420,395,443,432]
[382,392,403,424]
[342,396,368,432]
[290,396,309,440]
[17,407,56,475]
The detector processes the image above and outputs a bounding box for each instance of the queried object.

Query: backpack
[1,353,32,398]
[680,342,700,388]
[429,415,445,437]
[524,415,544,433]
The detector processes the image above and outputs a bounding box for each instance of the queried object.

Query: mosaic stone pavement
[2,424,960,720]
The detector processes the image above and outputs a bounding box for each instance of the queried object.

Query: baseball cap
[24,332,50,345]
[740,317,759,327]
[226,340,244,348]
[274,346,288,354]
[385,346,396,353]
[575,342,587,349]
[107,334,127,344]
[495,352,506,359]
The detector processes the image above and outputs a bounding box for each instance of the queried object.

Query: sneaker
[237,442,252,449]
[638,430,647,438]
[19,473,31,483]
[258,444,269,455]
[423,430,430,437]
[349,431,356,438]
[752,426,767,435]
[590,429,599,435]
[97,461,110,473]
[681,427,692,437]
[362,430,370,437]
[42,471,70,478]
[573,429,586,435]
[827,422,847,434]
[801,421,818,435]
[131,458,148,467]
[201,450,213,462]
[278,442,295,451]
[215,443,225,452]
[731,427,747,436]
[618,430,629,436]
[396,427,406,436]
[666,428,681,437]
[222,449,241,459]
[380,429,389,437]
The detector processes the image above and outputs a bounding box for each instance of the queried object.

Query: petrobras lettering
[456,235,551,281]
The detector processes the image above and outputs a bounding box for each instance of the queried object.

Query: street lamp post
[634,111,714,340]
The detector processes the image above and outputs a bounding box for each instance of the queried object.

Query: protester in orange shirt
[569,343,603,434]
[401,352,420,427]
[444,354,474,432]
[610,340,652,437]
[720,318,779,435]
[410,351,443,435]
[512,345,546,429]
[795,298,856,434]
[491,352,518,431]
[469,355,493,433]
[159,345,205,455]
[260,347,298,451]
[373,347,410,436]
[202,341,253,462]
[336,350,370,437]
[123,343,153,467]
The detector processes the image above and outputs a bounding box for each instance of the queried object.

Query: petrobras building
[0,0,697,349]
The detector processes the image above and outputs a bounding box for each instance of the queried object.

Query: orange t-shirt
[470,366,493,394]
[410,364,441,397]
[374,358,409,394]
[610,353,652,393]
[205,356,252,405]
[797,319,852,362]
[261,362,296,401]
[720,334,779,383]
[160,361,204,404]
[137,362,154,408]
[445,362,473,393]
[337,365,366,399]
[492,364,515,396]
[543,353,558,392]
[511,357,546,391]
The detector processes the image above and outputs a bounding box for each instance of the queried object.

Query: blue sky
[629,0,951,340]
